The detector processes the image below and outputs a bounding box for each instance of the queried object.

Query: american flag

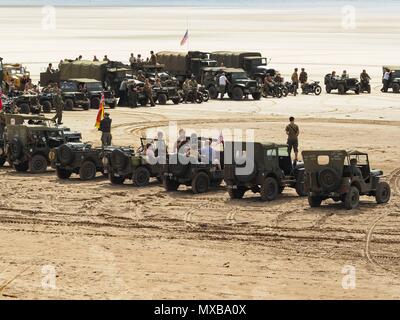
[180,29,189,46]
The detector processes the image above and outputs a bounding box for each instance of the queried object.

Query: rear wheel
[56,167,72,179]
[64,99,74,111]
[295,175,307,197]
[325,84,332,93]
[132,166,150,187]
[375,181,391,204]
[192,172,210,194]
[314,85,322,95]
[392,83,400,93]
[172,98,180,105]
[157,93,168,105]
[19,103,30,114]
[308,195,322,207]
[79,161,97,181]
[208,86,219,99]
[228,187,246,199]
[14,161,29,172]
[338,84,345,94]
[91,97,101,109]
[30,154,48,174]
[344,186,360,210]
[232,87,244,101]
[252,92,262,100]
[163,177,180,191]
[42,100,52,113]
[109,173,125,185]
[260,177,279,201]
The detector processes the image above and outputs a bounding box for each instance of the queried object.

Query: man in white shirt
[218,73,229,100]
[382,69,391,92]
[129,53,136,68]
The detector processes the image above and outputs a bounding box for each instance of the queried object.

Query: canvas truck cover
[59,60,108,81]
[210,52,262,68]
[156,51,188,74]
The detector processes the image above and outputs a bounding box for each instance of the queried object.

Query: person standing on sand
[218,72,229,100]
[52,87,63,125]
[285,116,300,163]
[382,69,391,92]
[99,113,112,147]
[291,68,299,89]
[299,68,308,85]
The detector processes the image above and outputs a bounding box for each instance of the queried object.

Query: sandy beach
[0,4,400,299]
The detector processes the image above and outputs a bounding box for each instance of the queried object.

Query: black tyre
[195,92,203,104]
[58,144,75,166]
[260,177,279,201]
[367,84,371,94]
[354,85,360,95]
[191,172,210,194]
[232,87,244,101]
[344,186,360,210]
[82,99,90,110]
[64,99,74,111]
[375,181,391,204]
[19,103,30,114]
[42,100,52,113]
[318,168,341,192]
[157,93,168,105]
[56,167,72,179]
[275,87,283,98]
[228,187,246,199]
[30,154,48,174]
[163,177,180,191]
[172,98,180,105]
[140,98,148,106]
[295,172,307,197]
[132,166,150,187]
[208,86,219,99]
[91,97,101,109]
[392,83,400,93]
[325,84,332,94]
[281,87,289,97]
[14,161,29,172]
[109,172,125,185]
[314,85,322,96]
[109,102,116,109]
[308,195,322,207]
[79,161,97,181]
[252,92,262,100]
[0,156,6,167]
[338,84,345,94]
[202,91,210,102]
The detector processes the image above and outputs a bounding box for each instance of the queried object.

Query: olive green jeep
[50,142,105,180]
[224,142,306,200]
[4,114,81,173]
[105,138,164,186]
[302,150,391,210]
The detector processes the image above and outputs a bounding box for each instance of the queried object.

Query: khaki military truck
[4,114,81,173]
[105,138,164,186]
[302,150,391,210]
[2,63,30,90]
[50,142,105,180]
[224,142,306,200]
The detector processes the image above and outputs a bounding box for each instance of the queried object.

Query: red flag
[95,93,105,128]
[180,29,189,46]
[0,91,3,111]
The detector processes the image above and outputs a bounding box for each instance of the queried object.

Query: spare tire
[318,168,341,192]
[58,144,75,166]
[111,149,129,171]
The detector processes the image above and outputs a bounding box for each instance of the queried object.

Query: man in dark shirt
[99,113,112,146]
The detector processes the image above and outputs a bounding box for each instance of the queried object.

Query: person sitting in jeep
[350,158,363,178]
[341,70,349,79]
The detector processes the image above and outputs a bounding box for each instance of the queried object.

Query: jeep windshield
[9,67,26,75]
[231,72,248,81]
[85,82,103,92]
[61,82,78,92]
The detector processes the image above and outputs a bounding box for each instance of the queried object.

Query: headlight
[49,150,56,161]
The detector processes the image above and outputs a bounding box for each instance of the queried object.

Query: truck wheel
[172,98,180,105]
[163,177,180,191]
[109,172,125,185]
[132,166,150,187]
[232,87,244,101]
[338,84,345,95]
[308,195,322,207]
[64,99,74,111]
[367,84,371,94]
[260,177,279,201]
[314,85,322,95]
[91,97,100,109]
[295,175,307,197]
[14,161,29,172]
[325,84,332,93]
[56,167,72,179]
[208,86,219,99]
[192,172,210,194]
[157,93,168,105]
[29,154,48,174]
[375,181,391,204]
[79,161,97,181]
[19,103,30,114]
[228,187,246,199]
[252,92,262,100]
[344,186,360,210]
[140,98,148,106]
[42,101,52,113]
[392,83,400,93]
[354,85,360,95]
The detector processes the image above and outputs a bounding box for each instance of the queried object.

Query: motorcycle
[283,82,298,96]
[198,86,210,102]
[359,79,371,93]
[302,81,322,95]
[179,88,203,104]
[261,84,283,98]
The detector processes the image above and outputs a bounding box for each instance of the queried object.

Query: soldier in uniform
[341,70,349,79]
[99,112,112,146]
[127,82,138,108]
[144,79,155,107]
[299,68,308,87]
[52,87,63,125]
[150,51,157,65]
[291,68,299,89]
[182,78,191,103]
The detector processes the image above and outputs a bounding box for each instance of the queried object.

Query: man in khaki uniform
[144,79,155,107]
[291,68,299,89]
[285,116,300,162]
[52,87,63,125]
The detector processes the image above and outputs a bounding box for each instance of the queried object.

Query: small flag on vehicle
[95,93,105,128]
[180,29,189,46]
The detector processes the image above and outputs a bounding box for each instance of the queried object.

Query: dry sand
[0,5,400,299]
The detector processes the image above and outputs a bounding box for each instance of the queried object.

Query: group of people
[182,76,199,103]
[118,74,156,108]
[129,51,158,70]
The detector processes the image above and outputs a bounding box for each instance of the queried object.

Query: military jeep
[153,85,181,105]
[60,80,90,111]
[324,74,360,94]
[13,93,42,114]
[4,114,81,173]
[162,137,224,194]
[224,142,306,200]
[201,67,262,101]
[382,66,400,93]
[70,78,117,109]
[106,138,163,186]
[302,150,391,210]
[50,142,105,180]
